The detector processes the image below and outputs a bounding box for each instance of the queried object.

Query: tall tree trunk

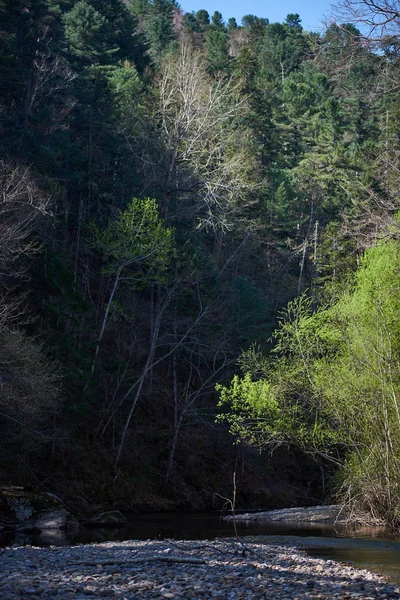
[88,265,123,382]
[165,305,179,484]
[113,301,209,470]
[113,309,161,470]
[298,203,314,295]
[73,192,83,284]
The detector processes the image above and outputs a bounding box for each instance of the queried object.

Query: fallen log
[68,555,206,567]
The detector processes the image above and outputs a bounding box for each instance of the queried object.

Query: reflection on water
[306,546,400,584]
[2,510,400,584]
[0,511,354,547]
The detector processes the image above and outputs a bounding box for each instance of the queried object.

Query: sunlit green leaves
[218,239,400,523]
[91,197,174,285]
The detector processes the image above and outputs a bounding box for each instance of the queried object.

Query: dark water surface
[2,511,400,584]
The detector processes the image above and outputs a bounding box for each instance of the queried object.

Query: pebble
[1,538,400,599]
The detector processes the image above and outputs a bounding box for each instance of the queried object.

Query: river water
[2,511,400,584]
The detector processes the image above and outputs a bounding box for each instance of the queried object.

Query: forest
[0,0,400,525]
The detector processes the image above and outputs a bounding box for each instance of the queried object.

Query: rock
[1,487,63,523]
[0,487,79,534]
[86,510,129,527]
[18,509,79,532]
[1,538,399,600]
[0,489,35,524]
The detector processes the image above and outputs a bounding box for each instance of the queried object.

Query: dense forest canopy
[1,0,400,522]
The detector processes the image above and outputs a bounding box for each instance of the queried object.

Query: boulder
[86,510,129,527]
[0,487,79,533]
[18,509,79,532]
[0,487,35,525]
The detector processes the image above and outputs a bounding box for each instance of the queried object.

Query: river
[2,511,400,584]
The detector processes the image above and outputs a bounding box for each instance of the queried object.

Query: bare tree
[164,341,231,483]
[111,291,211,471]
[0,162,61,468]
[126,43,260,232]
[159,43,259,230]
[332,0,400,44]
[24,52,76,131]
[0,160,50,277]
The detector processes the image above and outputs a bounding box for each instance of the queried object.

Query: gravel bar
[1,538,400,599]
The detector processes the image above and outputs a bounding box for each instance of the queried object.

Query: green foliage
[145,13,175,60]
[63,1,116,62]
[241,15,269,31]
[205,28,230,74]
[106,61,142,117]
[182,12,201,33]
[218,240,400,524]
[211,11,225,30]
[196,9,210,28]
[2,0,400,514]
[216,373,283,447]
[91,197,174,285]
[128,0,176,60]
[258,20,309,84]
[227,17,238,31]
[285,14,302,31]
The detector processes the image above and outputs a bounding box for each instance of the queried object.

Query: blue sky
[179,0,334,32]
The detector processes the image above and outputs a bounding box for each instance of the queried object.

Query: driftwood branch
[68,555,206,568]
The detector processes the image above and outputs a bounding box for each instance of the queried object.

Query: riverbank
[223,505,385,526]
[223,505,347,524]
[1,538,399,599]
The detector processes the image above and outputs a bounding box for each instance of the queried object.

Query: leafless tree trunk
[164,343,231,483]
[297,203,314,295]
[24,52,76,131]
[88,265,124,381]
[112,296,211,471]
